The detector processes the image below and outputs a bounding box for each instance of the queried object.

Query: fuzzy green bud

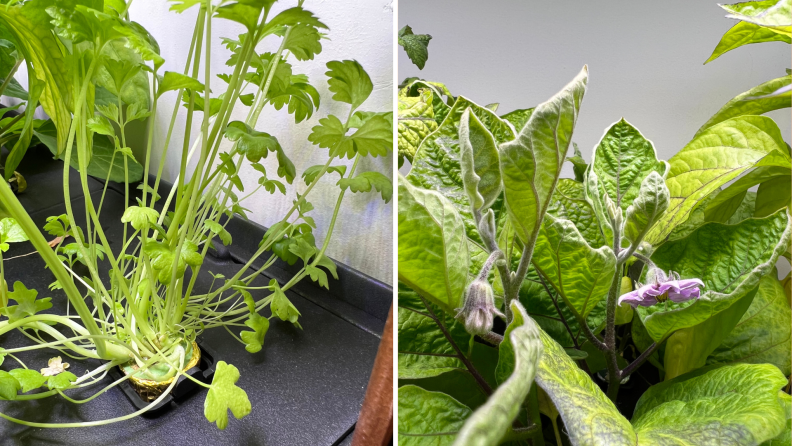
[457,280,504,336]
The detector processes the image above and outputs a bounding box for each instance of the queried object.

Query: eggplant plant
[396,1,791,445]
[0,0,392,430]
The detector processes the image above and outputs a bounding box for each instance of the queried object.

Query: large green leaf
[632,363,788,445]
[398,385,472,446]
[499,108,534,133]
[763,393,791,446]
[586,119,667,245]
[755,175,791,217]
[518,265,607,350]
[35,120,143,183]
[707,274,791,375]
[500,66,588,245]
[705,21,791,64]
[455,301,542,445]
[547,179,605,248]
[532,215,616,321]
[406,96,515,287]
[721,0,791,37]
[407,96,515,246]
[696,75,791,136]
[703,166,789,223]
[0,4,72,155]
[397,283,471,379]
[398,176,470,313]
[645,116,790,245]
[638,210,791,343]
[663,282,758,380]
[534,323,636,446]
[398,87,438,163]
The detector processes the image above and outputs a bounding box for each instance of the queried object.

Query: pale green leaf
[624,172,670,244]
[721,0,792,37]
[500,66,588,245]
[397,87,438,163]
[0,281,52,322]
[398,176,469,313]
[204,220,232,246]
[9,369,46,393]
[0,371,20,400]
[46,371,76,390]
[204,361,251,430]
[0,217,28,247]
[337,171,393,203]
[707,274,791,375]
[458,108,501,212]
[755,175,791,217]
[532,215,616,322]
[499,108,534,132]
[638,210,791,343]
[586,119,667,245]
[157,71,204,98]
[547,179,605,248]
[696,75,791,135]
[121,206,159,231]
[645,116,789,245]
[703,166,789,223]
[535,324,636,446]
[325,59,372,110]
[240,313,269,354]
[632,363,788,445]
[455,301,542,445]
[705,21,791,64]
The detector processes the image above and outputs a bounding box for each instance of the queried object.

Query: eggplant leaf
[707,273,791,375]
[455,301,542,445]
[532,215,617,321]
[500,66,588,245]
[645,116,790,245]
[638,210,791,344]
[632,363,788,445]
[398,176,469,313]
[398,385,472,445]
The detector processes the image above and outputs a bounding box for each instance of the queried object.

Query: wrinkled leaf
[500,66,588,245]
[707,274,791,375]
[398,177,469,313]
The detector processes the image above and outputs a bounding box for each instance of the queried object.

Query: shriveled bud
[456,280,504,336]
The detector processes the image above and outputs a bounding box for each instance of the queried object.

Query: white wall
[129,0,394,284]
[398,0,790,278]
[398,0,790,171]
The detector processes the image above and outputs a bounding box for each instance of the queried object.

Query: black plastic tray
[0,145,391,445]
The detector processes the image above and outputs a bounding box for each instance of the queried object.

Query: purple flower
[618,269,704,309]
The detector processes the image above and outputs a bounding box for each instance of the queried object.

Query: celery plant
[0,0,392,430]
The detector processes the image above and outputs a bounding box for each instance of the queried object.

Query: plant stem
[417,294,494,396]
[0,59,22,98]
[604,218,624,400]
[620,342,659,379]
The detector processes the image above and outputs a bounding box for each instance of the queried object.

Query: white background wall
[130,0,394,284]
[398,0,790,170]
[399,0,791,277]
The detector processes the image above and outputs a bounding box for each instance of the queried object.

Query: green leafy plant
[0,0,391,430]
[397,1,791,444]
